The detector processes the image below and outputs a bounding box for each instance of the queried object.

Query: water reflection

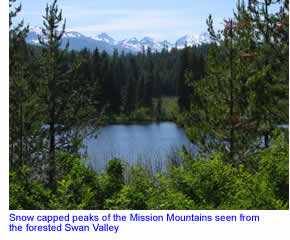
[83,122,195,170]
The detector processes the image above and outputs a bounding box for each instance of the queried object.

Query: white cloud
[61,7,133,17]
[66,8,203,41]
[19,4,213,42]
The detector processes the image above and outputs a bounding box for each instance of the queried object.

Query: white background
[1,1,289,239]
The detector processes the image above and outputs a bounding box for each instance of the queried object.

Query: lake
[83,122,194,171]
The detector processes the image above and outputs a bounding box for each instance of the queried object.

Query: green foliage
[9,0,288,211]
[10,132,288,210]
[258,129,289,205]
[161,97,179,121]
[9,0,44,172]
[145,174,195,210]
[168,135,288,210]
[131,108,152,121]
[9,166,51,210]
[104,165,194,210]
[186,0,288,165]
[10,152,105,210]
[177,46,191,111]
[49,151,104,209]
[105,166,150,209]
[103,159,124,200]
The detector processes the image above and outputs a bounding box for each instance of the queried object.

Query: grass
[111,97,179,123]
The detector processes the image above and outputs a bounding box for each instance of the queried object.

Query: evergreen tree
[121,76,136,114]
[186,0,288,165]
[38,0,95,190]
[186,17,254,164]
[143,48,154,109]
[247,0,289,147]
[111,49,122,113]
[9,0,43,171]
[177,46,191,111]
[38,0,68,190]
[137,72,146,107]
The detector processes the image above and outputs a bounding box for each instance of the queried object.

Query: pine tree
[177,46,191,112]
[121,76,136,114]
[136,72,145,108]
[9,0,43,170]
[246,0,289,147]
[143,48,153,109]
[111,49,122,113]
[186,15,257,164]
[37,0,94,190]
[186,0,288,165]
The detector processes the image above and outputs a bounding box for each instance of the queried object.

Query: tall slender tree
[9,0,42,170]
[38,0,95,190]
[247,0,289,147]
[177,46,191,112]
[186,0,288,166]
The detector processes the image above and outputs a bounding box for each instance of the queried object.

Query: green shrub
[10,131,288,210]
[258,130,289,206]
[50,151,104,209]
[168,140,288,210]
[9,165,51,210]
[103,158,124,199]
[131,108,152,121]
[105,166,150,209]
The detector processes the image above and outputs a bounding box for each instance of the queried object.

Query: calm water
[83,122,194,170]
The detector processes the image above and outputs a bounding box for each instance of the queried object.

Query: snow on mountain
[63,32,83,38]
[117,36,175,53]
[29,26,43,35]
[176,32,212,49]
[26,26,212,54]
[118,37,142,51]
[91,33,116,45]
[140,37,164,51]
[160,40,174,49]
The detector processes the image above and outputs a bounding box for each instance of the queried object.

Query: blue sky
[14,0,238,42]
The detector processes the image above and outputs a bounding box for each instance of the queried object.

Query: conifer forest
[9,0,289,210]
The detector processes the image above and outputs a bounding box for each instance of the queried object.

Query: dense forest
[9,0,289,210]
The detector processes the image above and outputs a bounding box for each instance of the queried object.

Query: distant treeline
[29,42,209,114]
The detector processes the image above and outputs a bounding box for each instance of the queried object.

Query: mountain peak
[29,26,43,35]
[176,32,211,48]
[26,26,212,54]
[91,32,115,44]
[63,32,83,38]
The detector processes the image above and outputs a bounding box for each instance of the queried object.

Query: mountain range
[26,26,212,55]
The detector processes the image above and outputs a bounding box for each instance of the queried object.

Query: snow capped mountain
[176,32,212,49]
[29,26,43,35]
[63,32,83,38]
[119,37,141,51]
[140,37,164,51]
[26,26,212,54]
[91,33,116,45]
[160,40,174,49]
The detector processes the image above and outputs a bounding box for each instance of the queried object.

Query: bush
[131,108,152,121]
[9,165,51,210]
[105,166,150,209]
[167,131,289,210]
[105,166,195,210]
[10,131,288,210]
[103,158,124,199]
[49,151,104,209]
[258,130,289,206]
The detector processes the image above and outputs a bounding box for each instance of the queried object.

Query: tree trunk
[48,101,56,192]
[229,20,235,163]
[10,111,15,170]
[19,103,23,166]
